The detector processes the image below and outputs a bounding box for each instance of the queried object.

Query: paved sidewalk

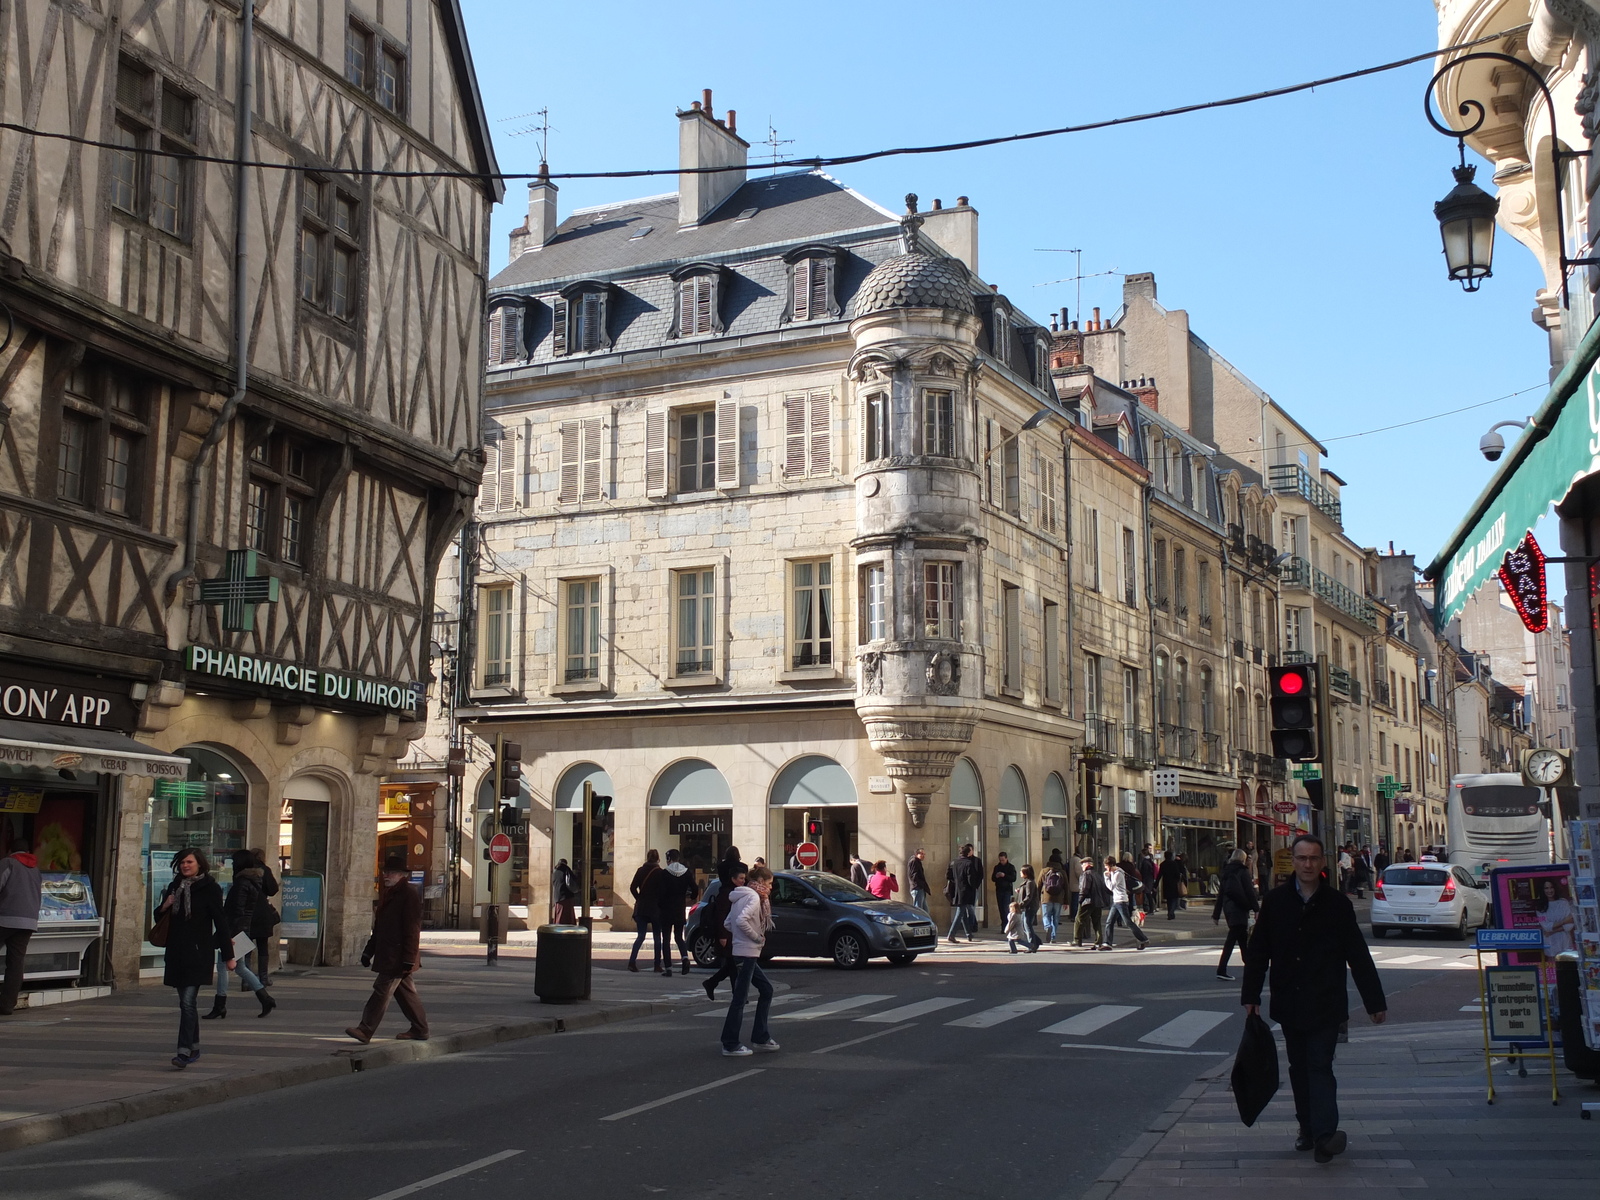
[0,944,693,1153]
[1082,1018,1600,1198]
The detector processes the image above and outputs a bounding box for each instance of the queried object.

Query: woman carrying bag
[153,849,232,1068]
[202,850,277,1019]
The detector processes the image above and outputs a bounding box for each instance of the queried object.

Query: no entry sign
[488,833,513,865]
[795,841,820,869]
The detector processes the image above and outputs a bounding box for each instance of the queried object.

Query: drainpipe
[166,0,253,604]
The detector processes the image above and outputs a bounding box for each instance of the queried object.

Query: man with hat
[346,852,428,1043]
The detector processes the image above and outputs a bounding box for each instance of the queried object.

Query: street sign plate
[795,841,820,869]
[1475,927,1545,950]
[488,833,512,865]
[1273,800,1298,814]
[1152,768,1180,799]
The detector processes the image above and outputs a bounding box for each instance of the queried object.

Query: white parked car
[1370,863,1491,940]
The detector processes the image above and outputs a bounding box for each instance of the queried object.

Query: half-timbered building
[0,0,498,984]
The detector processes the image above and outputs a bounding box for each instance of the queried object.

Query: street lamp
[1433,160,1497,291]
[1425,51,1598,305]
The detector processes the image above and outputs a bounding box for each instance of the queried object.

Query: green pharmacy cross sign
[1377,775,1403,800]
[198,549,280,633]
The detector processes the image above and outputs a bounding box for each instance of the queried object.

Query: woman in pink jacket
[865,861,899,900]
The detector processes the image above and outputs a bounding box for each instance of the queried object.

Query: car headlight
[867,912,898,926]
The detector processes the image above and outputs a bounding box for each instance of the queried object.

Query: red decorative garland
[1497,531,1549,633]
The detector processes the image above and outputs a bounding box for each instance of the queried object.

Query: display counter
[25,872,104,982]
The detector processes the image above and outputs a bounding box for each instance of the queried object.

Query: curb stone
[1076,1053,1235,1200]
[0,999,673,1155]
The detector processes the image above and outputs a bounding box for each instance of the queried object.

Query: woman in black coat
[1156,850,1188,920]
[157,848,232,1068]
[202,850,277,1020]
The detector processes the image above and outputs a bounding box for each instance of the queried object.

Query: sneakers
[1313,1130,1347,1164]
[751,1040,781,1053]
[721,1044,754,1057]
[170,1049,198,1069]
[1216,972,1235,981]
[1097,944,1114,952]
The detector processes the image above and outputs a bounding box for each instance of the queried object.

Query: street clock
[1520,747,1572,788]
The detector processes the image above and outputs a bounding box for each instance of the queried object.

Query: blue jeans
[1102,901,1148,946]
[910,888,929,913]
[215,948,262,996]
[630,920,665,968]
[720,956,773,1050]
[1283,1023,1342,1139]
[1041,901,1063,942]
[176,984,200,1052]
[947,905,977,939]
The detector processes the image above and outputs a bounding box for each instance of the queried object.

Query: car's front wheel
[830,928,869,970]
[691,931,721,967]
[886,952,918,966]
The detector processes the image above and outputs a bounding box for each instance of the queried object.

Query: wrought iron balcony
[1269,462,1342,524]
[1283,649,1313,665]
[1283,558,1378,628]
[1084,714,1118,756]
[1122,726,1157,766]
[1160,723,1199,765]
[1201,731,1224,768]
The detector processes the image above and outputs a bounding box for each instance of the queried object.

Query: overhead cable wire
[0,24,1530,184]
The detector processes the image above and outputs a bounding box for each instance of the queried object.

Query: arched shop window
[1041,772,1069,850]
[145,747,250,958]
[948,758,984,899]
[999,766,1028,865]
[649,759,732,879]
[551,762,614,914]
[769,755,857,878]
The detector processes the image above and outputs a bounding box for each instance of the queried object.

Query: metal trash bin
[534,923,591,1003]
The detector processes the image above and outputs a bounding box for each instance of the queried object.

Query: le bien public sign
[183,645,421,716]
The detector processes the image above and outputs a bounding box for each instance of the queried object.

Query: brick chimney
[509,164,559,259]
[678,89,748,228]
[919,195,979,274]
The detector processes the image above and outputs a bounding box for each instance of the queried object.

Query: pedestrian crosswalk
[696,991,1238,1053]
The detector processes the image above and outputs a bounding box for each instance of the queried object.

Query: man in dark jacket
[248,847,280,985]
[552,858,579,924]
[1138,845,1159,915]
[907,849,930,913]
[347,853,427,1043]
[945,844,982,942]
[1073,857,1110,947]
[1211,850,1259,981]
[990,853,1017,926]
[0,840,42,1015]
[658,849,699,975]
[1242,835,1385,1164]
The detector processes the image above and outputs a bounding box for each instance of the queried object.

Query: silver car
[1370,863,1491,940]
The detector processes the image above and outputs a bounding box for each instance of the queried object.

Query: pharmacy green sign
[1431,318,1600,629]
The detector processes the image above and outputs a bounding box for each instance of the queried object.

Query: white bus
[1446,773,1548,878]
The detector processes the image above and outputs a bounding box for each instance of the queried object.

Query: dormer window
[670,263,725,339]
[486,301,528,368]
[784,245,841,323]
[991,306,1010,363]
[553,282,613,355]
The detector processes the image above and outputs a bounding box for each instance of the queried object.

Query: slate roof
[489,170,898,290]
[855,252,977,316]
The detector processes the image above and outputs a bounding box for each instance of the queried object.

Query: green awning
[1428,315,1600,629]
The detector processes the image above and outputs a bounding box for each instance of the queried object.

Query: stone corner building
[0,0,498,984]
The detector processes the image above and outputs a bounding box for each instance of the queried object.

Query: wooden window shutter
[985,418,998,503]
[558,421,580,503]
[496,429,520,511]
[810,259,831,319]
[792,259,812,320]
[477,440,499,513]
[581,416,603,500]
[580,292,603,351]
[551,297,568,355]
[783,394,807,478]
[714,397,739,489]
[808,390,831,475]
[502,306,523,362]
[487,309,504,364]
[695,276,713,335]
[676,279,693,335]
[644,409,668,498]
[857,393,871,467]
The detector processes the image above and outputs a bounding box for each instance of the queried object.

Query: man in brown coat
[346,853,427,1043]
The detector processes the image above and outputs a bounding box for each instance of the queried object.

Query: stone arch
[768,754,856,807]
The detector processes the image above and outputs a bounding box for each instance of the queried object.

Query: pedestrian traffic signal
[591,791,612,820]
[1268,664,1318,762]
[499,740,522,798]
[806,819,823,840]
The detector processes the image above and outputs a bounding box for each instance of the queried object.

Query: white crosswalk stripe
[697,992,820,1016]
[946,999,1055,1028]
[1138,1009,1232,1048]
[1039,1004,1141,1036]
[1379,954,1440,965]
[856,997,971,1023]
[776,994,895,1020]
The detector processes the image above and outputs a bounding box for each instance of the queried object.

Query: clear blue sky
[460,0,1551,571]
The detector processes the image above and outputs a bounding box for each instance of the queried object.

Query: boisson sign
[184,645,420,714]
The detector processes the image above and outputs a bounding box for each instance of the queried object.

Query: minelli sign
[184,645,420,715]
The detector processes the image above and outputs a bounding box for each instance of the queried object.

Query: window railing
[1283,557,1378,628]
[1269,462,1342,524]
[564,665,598,683]
[481,670,511,686]
[1160,722,1199,765]
[1371,679,1392,707]
[1122,726,1157,765]
[1201,731,1223,768]
[792,646,833,669]
[675,653,713,675]
[1085,714,1118,754]
[1282,649,1312,665]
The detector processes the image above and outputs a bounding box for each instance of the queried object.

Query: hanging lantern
[1434,163,1498,291]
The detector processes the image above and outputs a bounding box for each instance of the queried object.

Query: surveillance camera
[1479,430,1505,462]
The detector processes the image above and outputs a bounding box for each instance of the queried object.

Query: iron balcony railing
[1084,714,1118,755]
[1283,557,1378,628]
[1282,649,1313,665]
[1201,732,1223,769]
[1122,726,1157,765]
[1269,462,1342,525]
[1160,723,1199,765]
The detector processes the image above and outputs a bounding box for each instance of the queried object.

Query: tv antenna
[1034,248,1119,326]
[762,120,794,173]
[503,107,553,164]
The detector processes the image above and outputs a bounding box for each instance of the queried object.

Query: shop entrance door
[774,807,857,877]
[283,788,329,966]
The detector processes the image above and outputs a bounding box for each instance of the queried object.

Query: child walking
[1004,901,1032,953]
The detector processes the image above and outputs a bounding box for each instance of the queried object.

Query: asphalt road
[1,928,1481,1200]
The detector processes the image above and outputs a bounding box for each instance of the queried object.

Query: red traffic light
[1279,672,1304,695]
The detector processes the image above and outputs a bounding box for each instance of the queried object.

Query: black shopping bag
[1230,1011,1280,1127]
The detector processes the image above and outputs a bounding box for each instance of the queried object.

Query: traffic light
[1268,664,1318,762]
[591,792,612,821]
[805,819,823,840]
[499,740,522,799]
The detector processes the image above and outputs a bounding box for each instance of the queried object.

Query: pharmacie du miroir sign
[184,645,420,714]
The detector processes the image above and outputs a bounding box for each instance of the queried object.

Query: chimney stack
[1129,375,1159,411]
[919,194,979,274]
[678,88,748,228]
[509,163,559,259]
